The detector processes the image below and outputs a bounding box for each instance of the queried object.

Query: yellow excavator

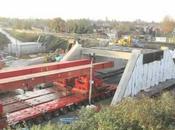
[117,35,132,46]
[111,35,132,46]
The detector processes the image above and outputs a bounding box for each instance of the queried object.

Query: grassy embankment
[5,29,39,42]
[5,29,99,48]
[5,29,68,51]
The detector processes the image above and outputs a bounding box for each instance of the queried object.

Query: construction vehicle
[117,35,132,46]
[111,35,132,46]
[0,58,117,129]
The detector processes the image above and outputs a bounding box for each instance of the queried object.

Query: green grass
[5,29,39,42]
[27,92,175,130]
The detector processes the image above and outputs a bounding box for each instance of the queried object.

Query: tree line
[48,18,93,34]
[0,17,94,34]
[1,16,175,35]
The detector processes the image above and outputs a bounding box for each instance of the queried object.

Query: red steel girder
[0,61,113,91]
[2,88,55,106]
[3,88,68,114]
[7,84,116,124]
[0,59,90,79]
[7,95,85,124]
[4,93,60,113]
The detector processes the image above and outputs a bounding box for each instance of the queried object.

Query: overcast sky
[0,0,175,22]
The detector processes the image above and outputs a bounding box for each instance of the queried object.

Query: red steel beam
[4,93,59,113]
[7,95,85,124]
[0,61,113,91]
[0,59,90,79]
[2,88,55,106]
[7,84,116,124]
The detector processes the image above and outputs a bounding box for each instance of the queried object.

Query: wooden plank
[137,79,175,97]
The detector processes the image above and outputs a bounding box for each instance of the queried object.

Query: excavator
[112,35,132,46]
[111,35,145,48]
[118,35,132,46]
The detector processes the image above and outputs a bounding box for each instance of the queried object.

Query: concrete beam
[82,48,131,60]
[111,50,141,105]
[61,42,82,61]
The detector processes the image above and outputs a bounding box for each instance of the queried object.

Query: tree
[76,19,93,34]
[48,18,66,32]
[66,20,78,33]
[161,16,175,34]
[65,19,93,34]
[11,19,32,30]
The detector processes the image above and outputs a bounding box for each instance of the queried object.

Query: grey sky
[0,0,174,21]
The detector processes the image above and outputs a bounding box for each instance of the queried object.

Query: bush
[0,32,10,49]
[30,92,175,130]
[39,34,68,51]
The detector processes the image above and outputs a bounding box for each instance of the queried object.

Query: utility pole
[89,53,95,105]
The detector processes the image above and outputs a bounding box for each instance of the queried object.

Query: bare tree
[161,16,175,34]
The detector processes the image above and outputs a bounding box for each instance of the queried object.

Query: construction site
[0,37,175,129]
[0,4,175,129]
